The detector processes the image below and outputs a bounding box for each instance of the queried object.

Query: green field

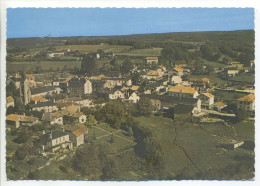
[6,61,82,73]
[118,48,162,57]
[234,120,255,141]
[55,44,132,53]
[136,116,254,179]
[187,74,229,86]
[228,74,255,84]
[88,123,135,156]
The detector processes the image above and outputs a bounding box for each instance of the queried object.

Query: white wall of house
[146,59,158,64]
[171,76,182,84]
[6,101,15,108]
[237,101,255,111]
[227,70,239,76]
[129,92,140,103]
[50,116,63,125]
[169,91,198,98]
[109,91,125,100]
[32,105,58,112]
[78,115,87,123]
[84,80,92,94]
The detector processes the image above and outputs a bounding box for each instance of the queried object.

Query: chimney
[53,99,55,103]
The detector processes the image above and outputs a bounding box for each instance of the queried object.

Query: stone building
[68,78,92,95]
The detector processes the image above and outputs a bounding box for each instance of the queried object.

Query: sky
[7,8,254,38]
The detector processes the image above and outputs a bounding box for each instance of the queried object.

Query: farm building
[145,56,159,64]
[237,94,255,111]
[168,84,199,98]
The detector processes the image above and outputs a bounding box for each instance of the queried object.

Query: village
[5,30,255,180]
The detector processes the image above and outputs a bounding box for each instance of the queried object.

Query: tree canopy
[81,53,98,76]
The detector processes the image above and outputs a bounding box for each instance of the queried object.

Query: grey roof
[31,86,57,95]
[174,104,195,114]
[51,130,69,139]
[30,111,45,120]
[69,78,86,84]
[32,101,56,108]
[141,94,199,105]
[40,130,69,145]
[102,77,127,81]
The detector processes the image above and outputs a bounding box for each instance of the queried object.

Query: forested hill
[7,30,254,49]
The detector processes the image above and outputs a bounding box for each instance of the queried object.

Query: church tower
[20,73,31,105]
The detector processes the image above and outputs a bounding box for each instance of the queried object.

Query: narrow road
[94,126,136,144]
[201,109,235,117]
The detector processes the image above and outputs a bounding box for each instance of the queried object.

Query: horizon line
[7,29,254,39]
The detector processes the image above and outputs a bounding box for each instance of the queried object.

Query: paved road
[201,109,235,117]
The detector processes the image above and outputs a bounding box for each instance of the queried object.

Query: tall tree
[137,97,153,116]
[81,53,98,76]
[121,59,134,74]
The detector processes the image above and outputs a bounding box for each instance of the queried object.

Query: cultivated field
[6,61,82,73]
[55,44,132,53]
[118,48,162,57]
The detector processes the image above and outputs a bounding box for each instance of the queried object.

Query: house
[6,96,15,108]
[42,112,64,125]
[102,77,132,87]
[11,73,21,89]
[230,62,244,69]
[25,74,35,80]
[145,57,159,64]
[6,114,39,129]
[170,76,182,85]
[214,102,227,112]
[189,77,210,90]
[31,101,58,112]
[56,102,80,110]
[56,97,92,108]
[168,84,199,98]
[108,90,125,100]
[28,79,37,88]
[6,114,23,129]
[199,93,214,109]
[237,94,255,111]
[145,71,161,80]
[174,104,196,121]
[64,112,87,124]
[250,60,254,68]
[31,86,62,98]
[225,67,239,76]
[39,130,73,152]
[239,67,249,73]
[125,90,140,103]
[173,66,184,76]
[19,115,39,126]
[222,140,244,150]
[31,96,48,104]
[65,124,88,147]
[142,94,201,113]
[180,81,193,87]
[47,52,64,58]
[68,78,92,95]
